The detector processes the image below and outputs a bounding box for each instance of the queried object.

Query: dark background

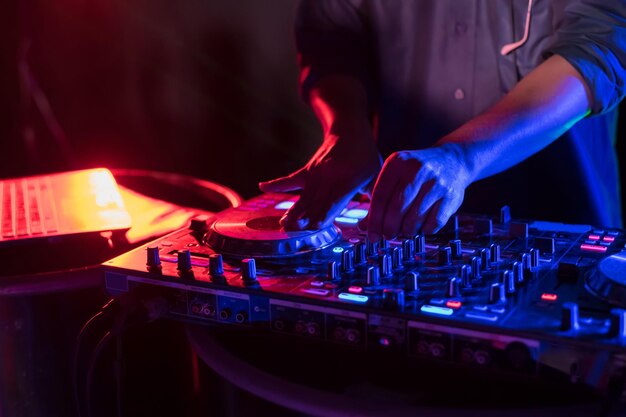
[0,0,625,218]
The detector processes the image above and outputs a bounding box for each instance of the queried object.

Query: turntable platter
[586,252,626,307]
[203,209,341,258]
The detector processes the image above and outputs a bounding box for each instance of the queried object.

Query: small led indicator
[541,293,558,302]
[420,305,454,316]
[274,201,295,210]
[580,244,608,253]
[379,337,391,347]
[446,300,462,309]
[338,293,368,303]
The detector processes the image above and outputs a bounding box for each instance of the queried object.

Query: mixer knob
[446,277,461,298]
[560,302,580,332]
[470,256,482,278]
[503,270,516,295]
[342,249,355,273]
[402,239,415,261]
[608,309,626,339]
[209,253,224,276]
[382,288,405,311]
[438,247,452,266]
[512,261,523,285]
[529,248,540,269]
[480,248,491,269]
[366,266,380,286]
[367,240,380,257]
[146,246,162,271]
[380,254,393,277]
[391,247,403,270]
[489,244,501,263]
[488,283,506,304]
[405,271,420,292]
[177,250,193,275]
[241,258,257,282]
[355,242,367,265]
[459,264,472,288]
[414,234,426,254]
[328,261,340,280]
[449,240,462,260]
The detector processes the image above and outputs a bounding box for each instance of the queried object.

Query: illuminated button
[588,234,601,241]
[446,300,462,309]
[490,307,506,314]
[335,216,359,225]
[333,247,344,254]
[275,201,295,210]
[344,209,368,219]
[430,298,445,305]
[338,293,369,303]
[593,230,605,235]
[301,288,329,297]
[603,236,616,243]
[580,244,608,253]
[348,286,363,294]
[585,240,598,245]
[324,282,339,289]
[473,305,489,311]
[465,312,498,322]
[607,231,620,236]
[541,293,558,302]
[600,241,611,247]
[421,305,454,316]
[310,280,325,287]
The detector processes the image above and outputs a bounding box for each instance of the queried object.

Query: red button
[348,286,363,294]
[541,293,558,302]
[446,300,462,309]
[588,234,601,241]
[580,244,607,253]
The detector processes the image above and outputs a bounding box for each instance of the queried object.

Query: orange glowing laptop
[0,168,132,245]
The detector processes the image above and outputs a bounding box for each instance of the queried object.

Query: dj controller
[103,193,626,398]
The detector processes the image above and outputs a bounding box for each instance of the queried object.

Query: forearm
[308,75,374,144]
[437,55,593,183]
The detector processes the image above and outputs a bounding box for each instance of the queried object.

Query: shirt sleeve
[546,0,626,115]
[295,0,376,106]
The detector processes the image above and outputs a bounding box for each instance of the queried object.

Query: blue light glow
[338,293,369,303]
[275,201,295,210]
[335,216,359,225]
[333,247,345,254]
[344,209,368,219]
[420,305,454,316]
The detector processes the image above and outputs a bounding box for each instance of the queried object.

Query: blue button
[338,293,369,303]
[344,209,368,219]
[301,288,329,297]
[430,298,445,305]
[465,312,498,322]
[335,216,359,225]
[420,305,454,316]
[275,201,295,210]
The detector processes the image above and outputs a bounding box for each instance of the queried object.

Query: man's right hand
[259,127,381,230]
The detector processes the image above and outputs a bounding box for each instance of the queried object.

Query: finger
[279,184,318,230]
[367,163,402,241]
[259,168,306,193]
[422,195,461,234]
[380,175,427,239]
[400,179,436,236]
[307,190,355,229]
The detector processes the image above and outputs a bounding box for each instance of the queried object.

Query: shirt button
[454,88,465,100]
[455,22,468,34]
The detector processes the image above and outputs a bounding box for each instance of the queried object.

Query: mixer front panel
[103,193,626,392]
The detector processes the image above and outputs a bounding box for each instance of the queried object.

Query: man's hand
[365,144,472,240]
[260,130,382,230]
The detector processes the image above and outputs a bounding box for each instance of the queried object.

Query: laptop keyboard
[1,177,59,239]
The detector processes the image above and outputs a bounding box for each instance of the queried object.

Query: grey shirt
[296,0,626,227]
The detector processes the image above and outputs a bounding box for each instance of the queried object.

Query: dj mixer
[102,193,626,397]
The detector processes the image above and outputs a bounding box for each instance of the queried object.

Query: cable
[73,299,118,417]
